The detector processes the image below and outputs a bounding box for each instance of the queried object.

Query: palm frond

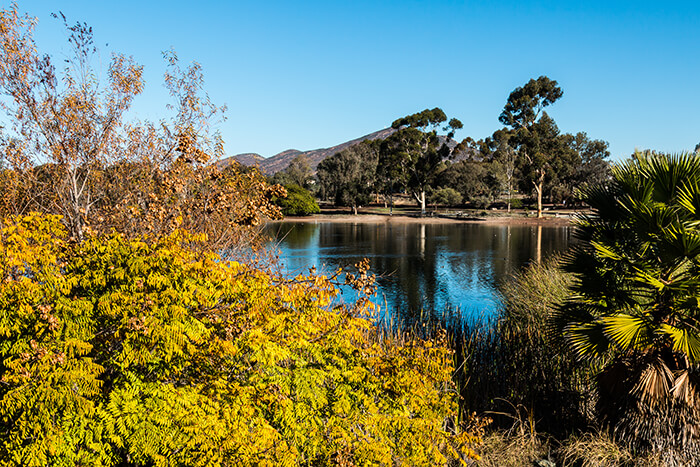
[671,369,700,408]
[676,179,700,218]
[631,357,674,407]
[591,240,623,261]
[600,313,654,352]
[659,324,700,362]
[564,321,610,361]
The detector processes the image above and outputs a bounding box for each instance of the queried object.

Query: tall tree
[479,130,518,211]
[316,140,379,215]
[499,76,563,218]
[570,132,611,190]
[383,108,462,216]
[0,8,145,239]
[272,154,313,189]
[0,6,283,250]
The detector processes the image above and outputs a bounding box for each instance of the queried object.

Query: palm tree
[557,152,700,459]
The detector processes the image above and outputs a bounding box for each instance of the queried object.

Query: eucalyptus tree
[382,108,462,216]
[557,152,700,460]
[570,132,612,190]
[499,76,564,217]
[272,154,314,189]
[480,129,518,211]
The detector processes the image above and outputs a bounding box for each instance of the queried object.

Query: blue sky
[15,1,700,160]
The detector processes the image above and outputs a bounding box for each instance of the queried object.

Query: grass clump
[455,256,593,437]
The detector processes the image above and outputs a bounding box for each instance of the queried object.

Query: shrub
[0,213,478,466]
[274,184,320,216]
[557,153,700,459]
[429,187,463,207]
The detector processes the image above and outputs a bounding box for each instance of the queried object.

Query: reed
[450,256,594,437]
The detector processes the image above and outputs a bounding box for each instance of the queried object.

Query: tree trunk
[413,190,426,217]
[534,168,545,218]
[353,205,358,216]
[507,180,512,213]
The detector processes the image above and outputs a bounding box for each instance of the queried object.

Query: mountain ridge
[218,128,397,174]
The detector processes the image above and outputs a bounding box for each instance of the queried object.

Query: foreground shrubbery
[461,153,700,466]
[0,213,479,466]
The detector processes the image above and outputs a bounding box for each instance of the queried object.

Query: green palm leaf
[676,179,700,217]
[659,324,700,362]
[600,313,654,351]
[564,321,609,360]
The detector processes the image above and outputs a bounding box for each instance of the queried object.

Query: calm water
[265,221,573,324]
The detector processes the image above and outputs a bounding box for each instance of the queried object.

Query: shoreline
[268,212,577,226]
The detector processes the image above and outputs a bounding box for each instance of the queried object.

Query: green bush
[429,187,462,206]
[507,197,523,209]
[274,184,320,216]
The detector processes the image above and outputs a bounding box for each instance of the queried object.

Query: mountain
[219,128,397,174]
[227,152,265,167]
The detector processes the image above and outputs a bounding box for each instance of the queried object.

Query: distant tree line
[276,77,611,217]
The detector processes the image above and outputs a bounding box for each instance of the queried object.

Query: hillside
[219,128,397,174]
[226,152,265,167]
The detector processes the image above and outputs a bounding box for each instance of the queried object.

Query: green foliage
[317,141,379,213]
[382,109,462,215]
[496,76,610,214]
[557,152,700,458]
[0,213,479,466]
[498,76,563,129]
[270,155,314,189]
[429,187,462,207]
[434,160,499,204]
[274,184,320,216]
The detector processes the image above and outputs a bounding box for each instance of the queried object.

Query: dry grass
[558,432,665,467]
[476,431,550,467]
[475,429,668,467]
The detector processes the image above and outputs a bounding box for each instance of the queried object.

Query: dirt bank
[268,213,576,226]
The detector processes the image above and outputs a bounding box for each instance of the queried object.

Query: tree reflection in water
[265,222,572,327]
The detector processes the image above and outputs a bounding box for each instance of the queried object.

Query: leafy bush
[507,197,523,209]
[274,184,320,216]
[430,187,462,206]
[0,213,478,466]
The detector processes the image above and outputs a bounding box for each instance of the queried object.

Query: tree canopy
[316,140,379,215]
[383,108,463,215]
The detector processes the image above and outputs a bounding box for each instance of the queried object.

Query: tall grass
[451,256,594,437]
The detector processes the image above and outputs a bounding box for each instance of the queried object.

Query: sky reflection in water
[265,221,573,326]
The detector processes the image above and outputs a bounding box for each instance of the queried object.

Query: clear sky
[14,1,700,160]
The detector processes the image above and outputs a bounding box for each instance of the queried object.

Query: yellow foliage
[0,214,480,466]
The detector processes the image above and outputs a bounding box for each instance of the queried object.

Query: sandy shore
[268,213,576,226]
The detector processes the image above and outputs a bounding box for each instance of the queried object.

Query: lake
[265,220,574,325]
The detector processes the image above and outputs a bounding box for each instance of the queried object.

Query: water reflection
[265,221,573,324]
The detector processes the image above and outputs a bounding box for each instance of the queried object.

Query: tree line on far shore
[270,76,611,218]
